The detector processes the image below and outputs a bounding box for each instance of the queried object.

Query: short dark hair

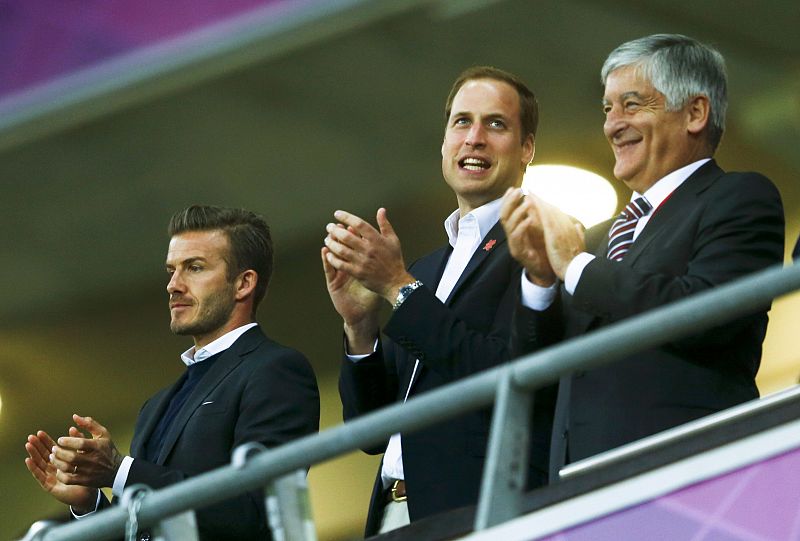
[444,65,539,143]
[168,205,273,313]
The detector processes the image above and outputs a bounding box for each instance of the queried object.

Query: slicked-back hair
[168,205,273,314]
[444,65,539,143]
[601,33,727,151]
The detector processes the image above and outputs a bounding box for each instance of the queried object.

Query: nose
[167,270,183,295]
[465,123,486,148]
[603,105,624,140]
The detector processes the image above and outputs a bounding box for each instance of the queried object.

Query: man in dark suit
[24,205,320,540]
[501,34,785,477]
[321,66,553,535]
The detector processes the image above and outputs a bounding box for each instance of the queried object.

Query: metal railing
[25,261,800,540]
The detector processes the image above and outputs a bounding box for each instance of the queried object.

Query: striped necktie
[607,196,652,261]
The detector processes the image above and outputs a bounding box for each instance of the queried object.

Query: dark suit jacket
[793,235,799,260]
[103,326,320,540]
[513,160,785,472]
[339,221,555,536]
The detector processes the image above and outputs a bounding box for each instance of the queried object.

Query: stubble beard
[170,284,236,338]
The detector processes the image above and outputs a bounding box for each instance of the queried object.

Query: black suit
[103,326,320,540]
[513,160,785,471]
[340,221,554,536]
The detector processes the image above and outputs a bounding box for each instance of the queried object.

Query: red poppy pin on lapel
[483,239,497,252]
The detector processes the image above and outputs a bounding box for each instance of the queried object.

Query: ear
[521,134,535,169]
[686,95,710,136]
[234,269,258,301]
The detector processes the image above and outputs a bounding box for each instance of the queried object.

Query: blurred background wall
[1,0,798,538]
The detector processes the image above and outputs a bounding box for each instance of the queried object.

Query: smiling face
[166,230,238,348]
[441,78,534,215]
[603,66,697,194]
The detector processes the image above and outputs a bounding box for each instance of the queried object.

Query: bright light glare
[523,165,617,228]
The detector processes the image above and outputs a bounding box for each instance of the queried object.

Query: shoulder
[701,167,781,201]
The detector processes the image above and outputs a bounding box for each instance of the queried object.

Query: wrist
[392,279,423,311]
[344,320,379,355]
[525,269,556,288]
[381,272,416,304]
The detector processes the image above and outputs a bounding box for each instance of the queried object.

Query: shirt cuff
[564,252,595,295]
[520,273,558,311]
[345,338,379,362]
[112,456,134,498]
[70,489,101,519]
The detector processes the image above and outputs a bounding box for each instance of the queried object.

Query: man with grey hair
[500,34,784,478]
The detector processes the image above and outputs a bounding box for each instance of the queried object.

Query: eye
[453,117,470,127]
[602,104,612,115]
[623,100,641,111]
[488,119,506,129]
[189,264,202,272]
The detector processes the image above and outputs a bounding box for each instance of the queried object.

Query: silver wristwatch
[393,280,423,311]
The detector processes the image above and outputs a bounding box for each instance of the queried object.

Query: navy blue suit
[339,221,554,536]
[100,326,319,540]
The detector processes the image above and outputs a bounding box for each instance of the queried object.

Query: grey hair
[601,34,727,151]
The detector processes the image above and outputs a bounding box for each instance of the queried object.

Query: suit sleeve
[573,171,784,344]
[380,254,520,382]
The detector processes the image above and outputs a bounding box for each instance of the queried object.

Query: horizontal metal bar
[560,383,800,479]
[42,262,800,540]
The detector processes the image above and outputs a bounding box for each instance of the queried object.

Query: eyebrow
[451,110,510,121]
[166,256,207,268]
[604,90,646,105]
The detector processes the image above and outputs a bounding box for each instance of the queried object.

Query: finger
[36,430,57,449]
[26,440,51,469]
[49,449,74,474]
[321,247,335,277]
[68,426,87,438]
[56,436,95,452]
[324,234,361,264]
[376,208,396,239]
[500,187,525,222]
[333,210,378,239]
[73,414,109,439]
[24,457,50,487]
[28,434,52,462]
[504,197,537,236]
[324,249,358,277]
[326,223,363,250]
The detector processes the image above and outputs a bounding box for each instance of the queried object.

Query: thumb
[73,414,109,439]
[376,208,396,238]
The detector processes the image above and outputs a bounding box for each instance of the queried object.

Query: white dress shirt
[521,159,710,309]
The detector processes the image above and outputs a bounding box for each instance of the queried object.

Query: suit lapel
[445,221,506,305]
[624,160,722,265]
[155,327,264,464]
[130,379,184,457]
[405,222,506,394]
[414,245,451,291]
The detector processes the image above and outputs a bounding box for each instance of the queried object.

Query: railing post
[120,483,199,541]
[266,470,317,541]
[232,442,317,541]
[20,520,58,541]
[474,368,532,530]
